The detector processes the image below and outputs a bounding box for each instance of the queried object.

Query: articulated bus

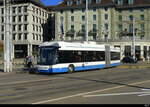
[36,41,121,73]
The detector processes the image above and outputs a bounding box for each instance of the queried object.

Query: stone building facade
[0,0,50,58]
[51,0,150,60]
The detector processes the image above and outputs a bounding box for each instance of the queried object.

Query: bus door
[105,45,111,67]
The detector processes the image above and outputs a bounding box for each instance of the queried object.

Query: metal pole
[132,17,135,60]
[4,0,12,72]
[85,0,88,42]
[9,0,13,72]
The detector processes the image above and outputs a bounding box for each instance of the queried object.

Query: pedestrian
[27,56,33,68]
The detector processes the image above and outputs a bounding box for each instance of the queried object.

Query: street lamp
[132,17,136,60]
[85,0,89,42]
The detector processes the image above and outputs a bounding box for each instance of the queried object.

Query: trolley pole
[85,0,89,42]
[4,0,12,72]
[132,17,136,60]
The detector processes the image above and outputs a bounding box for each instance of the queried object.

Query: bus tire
[68,65,75,73]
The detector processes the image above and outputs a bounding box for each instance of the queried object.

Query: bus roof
[39,41,120,52]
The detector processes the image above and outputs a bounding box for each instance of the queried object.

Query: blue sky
[40,0,63,6]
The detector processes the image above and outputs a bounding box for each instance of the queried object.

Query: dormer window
[128,0,134,5]
[96,0,101,3]
[117,0,123,5]
[88,0,92,4]
[67,1,73,6]
[76,0,81,5]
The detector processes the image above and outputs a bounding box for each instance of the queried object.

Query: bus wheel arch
[68,64,75,73]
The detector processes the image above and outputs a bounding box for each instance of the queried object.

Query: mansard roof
[48,0,150,11]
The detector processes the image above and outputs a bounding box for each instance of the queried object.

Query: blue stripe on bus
[37,63,121,73]
[110,63,121,67]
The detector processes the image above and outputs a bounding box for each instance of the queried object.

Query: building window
[140,9,144,12]
[24,24,28,31]
[117,0,123,5]
[33,16,35,22]
[18,16,22,22]
[104,23,108,30]
[24,6,27,13]
[33,34,35,40]
[1,34,4,40]
[129,24,133,33]
[36,34,38,40]
[36,8,38,14]
[96,0,101,3]
[24,15,27,22]
[105,14,108,20]
[76,0,81,5]
[39,35,41,41]
[71,9,74,13]
[128,0,134,5]
[129,15,133,21]
[18,25,22,31]
[93,24,97,32]
[93,8,97,12]
[67,1,73,6]
[140,24,145,31]
[82,25,85,32]
[13,34,16,40]
[24,33,28,40]
[118,24,123,31]
[18,7,22,13]
[71,16,74,22]
[71,25,74,30]
[104,8,108,11]
[36,25,38,32]
[93,15,97,21]
[1,8,4,14]
[33,25,35,31]
[13,7,16,13]
[39,26,41,32]
[32,7,35,13]
[1,17,4,23]
[13,16,16,22]
[36,17,38,23]
[18,34,22,40]
[140,15,144,21]
[82,9,85,13]
[82,15,85,21]
[88,0,92,4]
[13,25,16,31]
[118,15,122,21]
[1,25,4,31]
[60,10,63,14]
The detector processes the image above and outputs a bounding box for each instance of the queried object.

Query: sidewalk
[117,61,150,69]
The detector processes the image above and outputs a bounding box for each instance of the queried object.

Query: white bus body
[36,41,121,73]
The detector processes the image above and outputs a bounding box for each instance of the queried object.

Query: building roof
[0,0,49,10]
[48,0,150,11]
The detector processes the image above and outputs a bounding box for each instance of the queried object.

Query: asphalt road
[0,62,150,104]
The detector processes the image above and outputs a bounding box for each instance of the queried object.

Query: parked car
[122,56,137,63]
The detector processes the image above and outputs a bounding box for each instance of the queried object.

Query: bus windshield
[37,47,58,65]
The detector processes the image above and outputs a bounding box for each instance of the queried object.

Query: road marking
[138,93,150,97]
[32,79,150,104]
[0,77,64,86]
[84,91,150,97]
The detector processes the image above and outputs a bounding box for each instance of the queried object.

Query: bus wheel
[68,65,75,73]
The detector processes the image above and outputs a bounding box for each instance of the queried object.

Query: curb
[117,65,150,69]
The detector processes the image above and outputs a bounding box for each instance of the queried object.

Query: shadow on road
[62,76,150,90]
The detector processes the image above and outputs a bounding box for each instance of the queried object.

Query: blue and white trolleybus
[36,41,121,73]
